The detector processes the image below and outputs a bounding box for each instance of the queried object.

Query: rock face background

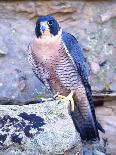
[96,100,116,155]
[0,1,116,155]
[0,0,116,102]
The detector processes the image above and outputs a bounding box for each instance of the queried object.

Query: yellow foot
[57,91,75,111]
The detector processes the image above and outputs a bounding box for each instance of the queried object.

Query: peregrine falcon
[28,16,104,141]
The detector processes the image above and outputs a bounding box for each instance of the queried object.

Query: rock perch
[0,100,83,155]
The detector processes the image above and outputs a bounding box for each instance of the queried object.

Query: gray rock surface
[0,1,115,154]
[0,18,50,103]
[0,99,107,155]
[0,100,82,155]
[96,100,116,155]
[0,0,116,103]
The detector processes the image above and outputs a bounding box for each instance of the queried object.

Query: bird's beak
[40,22,49,34]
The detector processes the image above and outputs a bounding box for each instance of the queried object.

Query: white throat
[40,29,62,43]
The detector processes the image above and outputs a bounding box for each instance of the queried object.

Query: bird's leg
[67,91,75,112]
[57,91,75,111]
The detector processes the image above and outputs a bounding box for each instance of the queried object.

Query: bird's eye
[48,20,53,26]
[37,22,40,27]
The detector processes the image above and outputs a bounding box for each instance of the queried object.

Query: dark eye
[38,23,40,27]
[48,20,53,26]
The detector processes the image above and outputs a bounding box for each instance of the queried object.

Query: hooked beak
[40,22,49,33]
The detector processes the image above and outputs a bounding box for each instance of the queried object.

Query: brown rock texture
[0,1,115,155]
[96,101,116,155]
[0,0,116,102]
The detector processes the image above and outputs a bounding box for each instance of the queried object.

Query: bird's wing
[28,43,52,91]
[62,32,90,80]
[62,32,104,134]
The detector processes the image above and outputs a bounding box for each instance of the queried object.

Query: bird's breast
[31,35,80,94]
[32,36,62,68]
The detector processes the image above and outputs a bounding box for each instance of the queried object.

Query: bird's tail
[69,97,101,141]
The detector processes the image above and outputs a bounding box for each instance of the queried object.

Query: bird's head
[35,16,61,38]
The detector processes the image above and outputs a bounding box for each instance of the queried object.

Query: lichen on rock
[0,100,83,155]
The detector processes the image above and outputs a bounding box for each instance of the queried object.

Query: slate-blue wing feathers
[62,32,105,134]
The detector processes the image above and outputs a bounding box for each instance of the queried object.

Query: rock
[0,18,51,103]
[94,150,106,155]
[96,8,116,23]
[96,100,116,155]
[90,61,100,74]
[0,49,7,56]
[0,99,107,155]
[93,91,116,106]
[0,0,116,103]
[0,100,83,155]
[35,1,77,17]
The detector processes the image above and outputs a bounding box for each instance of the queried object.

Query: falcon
[28,16,104,141]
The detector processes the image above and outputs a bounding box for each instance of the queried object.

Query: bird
[28,15,104,142]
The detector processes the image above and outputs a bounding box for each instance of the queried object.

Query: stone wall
[0,0,116,102]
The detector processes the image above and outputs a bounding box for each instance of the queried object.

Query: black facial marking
[35,22,42,38]
[35,16,61,38]
[47,20,53,26]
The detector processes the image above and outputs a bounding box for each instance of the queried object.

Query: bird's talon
[56,91,75,111]
[66,91,75,112]
[54,93,66,101]
[58,95,66,100]
[69,98,75,112]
